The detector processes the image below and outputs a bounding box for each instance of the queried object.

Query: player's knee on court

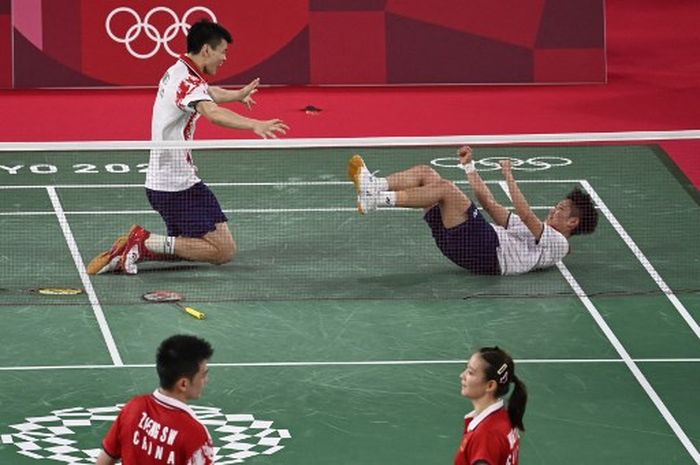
[213,240,236,265]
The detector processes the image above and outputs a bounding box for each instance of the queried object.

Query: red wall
[0,0,10,88]
[5,0,605,88]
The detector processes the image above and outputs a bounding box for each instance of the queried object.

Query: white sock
[145,234,177,255]
[380,191,397,207]
[375,177,389,191]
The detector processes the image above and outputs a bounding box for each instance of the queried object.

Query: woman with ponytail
[454,346,528,465]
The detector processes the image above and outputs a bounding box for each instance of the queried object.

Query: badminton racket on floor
[30,287,84,295]
[142,290,206,320]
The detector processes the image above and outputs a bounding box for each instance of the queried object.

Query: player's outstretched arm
[196,101,289,139]
[501,160,544,239]
[208,78,259,109]
[459,146,510,227]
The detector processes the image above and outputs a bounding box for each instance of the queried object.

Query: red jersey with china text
[102,390,214,465]
[454,401,520,465]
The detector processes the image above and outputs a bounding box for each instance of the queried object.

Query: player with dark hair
[185,18,233,55]
[349,146,598,275]
[87,19,289,275]
[95,335,215,465]
[455,347,527,465]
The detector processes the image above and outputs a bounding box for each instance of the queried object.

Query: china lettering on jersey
[132,412,180,464]
[505,427,519,465]
[103,392,214,465]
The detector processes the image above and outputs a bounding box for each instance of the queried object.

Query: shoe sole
[348,154,366,214]
[85,225,138,275]
[348,154,365,194]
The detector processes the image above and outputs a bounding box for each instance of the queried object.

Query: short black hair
[156,335,213,389]
[187,19,232,54]
[567,187,598,235]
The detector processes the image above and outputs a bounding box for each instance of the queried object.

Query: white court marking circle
[1,404,290,464]
[431,156,573,171]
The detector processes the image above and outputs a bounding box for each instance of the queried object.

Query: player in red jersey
[95,335,214,465]
[454,347,528,465]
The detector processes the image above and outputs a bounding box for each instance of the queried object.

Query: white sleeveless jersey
[492,214,569,275]
[146,56,213,192]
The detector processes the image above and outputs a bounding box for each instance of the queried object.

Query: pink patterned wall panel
[6,0,605,88]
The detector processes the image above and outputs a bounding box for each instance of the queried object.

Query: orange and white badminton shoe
[348,154,380,214]
[86,225,137,275]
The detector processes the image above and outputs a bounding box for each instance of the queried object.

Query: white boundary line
[0,179,584,189]
[0,206,558,216]
[497,182,699,461]
[1,130,700,151]
[581,180,700,338]
[46,187,123,366]
[557,263,700,462]
[0,358,698,371]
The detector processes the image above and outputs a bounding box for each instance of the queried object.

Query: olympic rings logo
[105,6,217,59]
[430,156,573,171]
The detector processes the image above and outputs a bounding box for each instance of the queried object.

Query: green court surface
[0,143,699,464]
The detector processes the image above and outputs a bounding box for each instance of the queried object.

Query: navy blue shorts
[424,204,501,275]
[146,182,228,238]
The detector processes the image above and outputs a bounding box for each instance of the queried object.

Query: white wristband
[461,161,476,174]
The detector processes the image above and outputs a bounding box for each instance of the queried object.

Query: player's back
[103,391,214,465]
[459,408,519,465]
[476,408,520,465]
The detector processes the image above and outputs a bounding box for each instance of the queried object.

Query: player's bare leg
[386,165,443,191]
[117,222,235,274]
[395,179,472,228]
[350,155,470,225]
[173,222,236,264]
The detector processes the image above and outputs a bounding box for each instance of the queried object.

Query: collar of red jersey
[152,389,197,419]
[179,55,208,83]
[465,399,505,432]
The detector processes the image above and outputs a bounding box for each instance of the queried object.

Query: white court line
[46,187,123,366]
[0,211,56,216]
[557,263,700,462]
[0,179,585,189]
[0,358,699,371]
[0,130,699,151]
[581,180,700,339]
[0,206,558,216]
[497,182,699,462]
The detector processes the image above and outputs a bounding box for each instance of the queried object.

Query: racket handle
[184,306,206,320]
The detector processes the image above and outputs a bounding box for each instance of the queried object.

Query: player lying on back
[349,146,598,275]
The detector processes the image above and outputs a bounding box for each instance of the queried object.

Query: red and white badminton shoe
[86,226,137,275]
[119,225,155,275]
